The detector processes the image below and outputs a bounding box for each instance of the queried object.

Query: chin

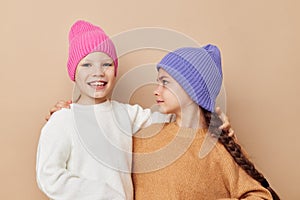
[90,94,107,103]
[93,91,108,98]
[94,94,106,99]
[158,107,169,114]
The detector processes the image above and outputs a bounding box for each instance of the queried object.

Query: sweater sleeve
[125,103,172,134]
[215,143,272,200]
[36,110,123,200]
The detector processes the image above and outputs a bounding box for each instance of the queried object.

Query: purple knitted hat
[67,20,118,81]
[157,44,223,112]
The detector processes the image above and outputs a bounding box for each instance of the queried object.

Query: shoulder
[134,123,165,138]
[48,108,73,122]
[38,109,73,152]
[110,100,131,110]
[42,108,73,133]
[111,100,150,114]
[197,134,233,163]
[111,100,138,109]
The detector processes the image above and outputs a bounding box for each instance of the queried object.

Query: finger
[55,103,65,109]
[57,100,71,108]
[228,129,236,140]
[216,108,228,122]
[228,129,237,140]
[45,114,50,121]
[215,107,222,115]
[219,121,231,130]
[220,112,229,123]
[49,106,60,114]
[48,107,62,120]
[66,100,72,108]
[60,103,71,109]
[57,100,68,105]
[55,102,69,109]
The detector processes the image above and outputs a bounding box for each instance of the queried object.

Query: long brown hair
[202,108,280,200]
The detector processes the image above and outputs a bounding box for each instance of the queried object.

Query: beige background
[1,0,299,199]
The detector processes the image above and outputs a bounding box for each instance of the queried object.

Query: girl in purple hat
[133,45,279,199]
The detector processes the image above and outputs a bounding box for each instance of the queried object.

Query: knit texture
[36,100,163,199]
[133,123,272,200]
[157,45,222,112]
[67,20,118,81]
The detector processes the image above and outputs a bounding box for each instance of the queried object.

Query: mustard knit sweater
[133,123,272,200]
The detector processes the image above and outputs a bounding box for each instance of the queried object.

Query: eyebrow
[157,76,169,81]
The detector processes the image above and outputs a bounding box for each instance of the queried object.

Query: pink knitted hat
[67,20,118,81]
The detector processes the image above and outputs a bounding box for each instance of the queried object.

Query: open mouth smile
[87,80,108,90]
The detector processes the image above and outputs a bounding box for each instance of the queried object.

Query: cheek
[75,79,86,92]
[108,75,116,86]
[75,75,86,88]
[173,85,192,104]
[176,94,192,106]
[167,86,179,99]
[106,69,116,80]
[75,68,88,81]
[75,72,89,91]
[164,90,179,105]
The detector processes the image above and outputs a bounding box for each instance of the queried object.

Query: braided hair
[202,108,280,200]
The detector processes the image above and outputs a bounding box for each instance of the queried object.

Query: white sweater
[36,100,169,200]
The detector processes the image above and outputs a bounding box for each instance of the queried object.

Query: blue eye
[81,63,92,67]
[103,62,113,67]
[162,80,169,86]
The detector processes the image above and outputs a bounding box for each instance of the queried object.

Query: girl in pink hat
[36,20,170,199]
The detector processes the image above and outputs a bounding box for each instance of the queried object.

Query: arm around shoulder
[123,103,171,133]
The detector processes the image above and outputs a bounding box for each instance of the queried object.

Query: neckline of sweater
[71,99,112,112]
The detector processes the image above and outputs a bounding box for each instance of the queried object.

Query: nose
[93,65,105,76]
[153,84,162,96]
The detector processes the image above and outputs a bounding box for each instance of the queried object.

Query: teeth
[90,82,105,86]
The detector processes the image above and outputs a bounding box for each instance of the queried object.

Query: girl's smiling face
[75,51,116,105]
[154,69,194,116]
